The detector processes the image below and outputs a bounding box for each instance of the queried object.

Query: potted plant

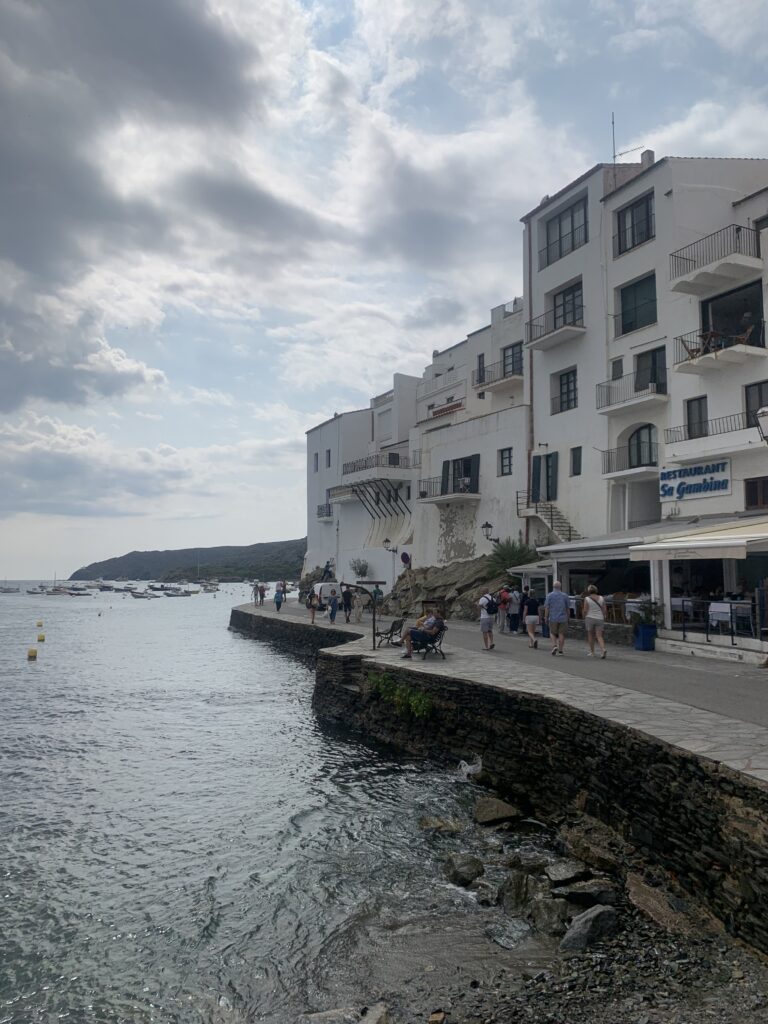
[630,598,661,651]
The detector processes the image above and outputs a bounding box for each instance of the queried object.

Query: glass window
[745,380,768,426]
[746,477,768,510]
[313,453,318,472]
[611,358,624,380]
[499,447,513,476]
[325,449,331,467]
[616,193,654,255]
[553,282,583,329]
[619,274,657,335]
[635,346,667,392]
[476,353,485,384]
[543,197,588,267]
[570,446,582,476]
[502,342,523,376]
[702,280,763,340]
[686,396,708,439]
[558,369,578,412]
[627,424,657,468]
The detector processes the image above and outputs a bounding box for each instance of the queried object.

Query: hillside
[70,538,307,582]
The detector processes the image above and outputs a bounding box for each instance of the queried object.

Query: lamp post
[756,407,768,443]
[481,521,500,544]
[339,580,385,651]
[382,538,398,554]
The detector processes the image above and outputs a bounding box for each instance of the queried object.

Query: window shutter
[547,451,559,501]
[440,460,450,495]
[531,455,542,502]
[468,454,480,493]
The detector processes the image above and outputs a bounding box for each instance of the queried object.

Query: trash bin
[634,623,656,651]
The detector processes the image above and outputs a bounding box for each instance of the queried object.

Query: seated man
[400,612,444,658]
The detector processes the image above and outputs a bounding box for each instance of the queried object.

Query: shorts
[584,617,605,632]
[480,618,494,633]
[525,615,540,626]
[409,628,431,644]
[548,620,567,637]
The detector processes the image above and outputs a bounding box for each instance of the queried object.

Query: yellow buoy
[37,633,46,642]
[27,648,38,661]
[36,620,43,628]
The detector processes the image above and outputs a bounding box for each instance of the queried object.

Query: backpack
[484,594,499,615]
[305,596,312,609]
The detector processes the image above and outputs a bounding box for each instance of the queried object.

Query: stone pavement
[237,599,768,785]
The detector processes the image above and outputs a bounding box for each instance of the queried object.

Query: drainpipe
[525,221,534,548]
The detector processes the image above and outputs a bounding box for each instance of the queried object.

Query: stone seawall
[230,605,768,955]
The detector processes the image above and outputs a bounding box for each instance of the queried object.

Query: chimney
[640,149,655,169]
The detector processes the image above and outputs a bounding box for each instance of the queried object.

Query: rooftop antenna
[611,112,645,190]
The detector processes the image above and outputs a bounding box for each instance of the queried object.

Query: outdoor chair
[411,625,447,660]
[730,324,754,347]
[375,617,405,647]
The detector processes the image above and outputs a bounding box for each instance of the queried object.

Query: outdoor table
[708,601,733,627]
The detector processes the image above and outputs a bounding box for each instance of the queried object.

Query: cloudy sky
[1,0,767,577]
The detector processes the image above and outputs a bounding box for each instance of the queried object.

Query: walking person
[507,585,522,634]
[524,591,541,648]
[478,591,497,650]
[274,587,284,613]
[341,585,353,623]
[258,584,266,606]
[353,589,364,623]
[518,586,530,633]
[252,581,259,605]
[497,586,510,633]
[582,584,608,658]
[307,588,319,624]
[328,588,339,624]
[544,580,570,656]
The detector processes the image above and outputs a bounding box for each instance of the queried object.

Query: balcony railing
[417,371,460,398]
[471,356,523,387]
[664,410,759,444]
[538,223,588,270]
[551,393,578,415]
[673,321,765,365]
[613,213,655,258]
[429,400,464,419]
[342,452,410,475]
[596,370,667,409]
[316,503,333,518]
[526,305,584,344]
[601,443,659,474]
[669,224,760,280]
[417,476,478,499]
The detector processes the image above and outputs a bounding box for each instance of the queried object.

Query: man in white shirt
[479,592,495,650]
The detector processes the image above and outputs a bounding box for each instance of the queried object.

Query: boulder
[446,853,484,887]
[474,796,522,825]
[551,878,619,908]
[527,896,571,936]
[485,918,532,950]
[506,850,551,874]
[419,816,463,834]
[559,905,619,952]
[498,870,546,914]
[544,858,590,886]
[469,878,498,906]
[559,820,624,873]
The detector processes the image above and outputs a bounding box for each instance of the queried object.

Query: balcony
[672,321,766,374]
[420,399,465,423]
[602,443,659,479]
[669,224,762,296]
[316,503,333,519]
[550,394,578,415]
[596,371,668,414]
[525,305,586,351]
[417,371,460,399]
[417,476,481,504]
[471,356,523,392]
[342,451,411,483]
[664,411,762,462]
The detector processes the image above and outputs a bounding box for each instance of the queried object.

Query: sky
[2,0,768,578]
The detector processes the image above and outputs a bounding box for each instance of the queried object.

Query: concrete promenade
[235,598,768,785]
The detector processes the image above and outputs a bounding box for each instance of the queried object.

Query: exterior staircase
[516,491,583,543]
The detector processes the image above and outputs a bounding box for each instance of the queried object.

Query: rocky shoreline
[302,783,768,1024]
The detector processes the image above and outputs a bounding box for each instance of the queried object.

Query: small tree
[349,557,369,579]
[487,538,538,578]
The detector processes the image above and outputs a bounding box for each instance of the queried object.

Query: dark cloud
[402,296,466,328]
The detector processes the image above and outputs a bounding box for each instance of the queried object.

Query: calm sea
[0,584,542,1023]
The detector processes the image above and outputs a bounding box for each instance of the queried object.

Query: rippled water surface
[0,586,538,1023]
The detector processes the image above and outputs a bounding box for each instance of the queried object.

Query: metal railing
[601,443,659,474]
[526,304,585,344]
[472,356,523,387]
[551,392,578,415]
[515,490,578,541]
[669,224,760,280]
[316,503,333,518]
[418,476,478,499]
[538,222,588,270]
[670,591,766,648]
[665,410,759,444]
[673,320,765,365]
[342,452,410,475]
[596,370,667,410]
[612,297,658,337]
[612,213,655,257]
[416,371,460,398]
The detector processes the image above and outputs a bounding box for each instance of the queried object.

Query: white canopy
[629,518,768,561]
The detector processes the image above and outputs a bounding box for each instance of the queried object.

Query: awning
[629,518,768,561]
[506,560,553,576]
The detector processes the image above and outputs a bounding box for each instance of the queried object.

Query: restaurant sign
[659,459,731,501]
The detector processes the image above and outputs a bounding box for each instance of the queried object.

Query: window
[618,274,657,335]
[502,342,523,376]
[570,446,582,476]
[440,454,480,494]
[746,477,768,510]
[476,353,485,385]
[702,280,762,340]
[499,447,513,476]
[313,453,318,472]
[325,449,331,468]
[616,193,654,255]
[627,424,657,468]
[553,282,583,329]
[746,380,768,426]
[635,346,667,393]
[611,358,624,380]
[542,197,588,268]
[553,368,577,414]
[686,396,708,439]
[406,485,411,501]
[427,403,435,411]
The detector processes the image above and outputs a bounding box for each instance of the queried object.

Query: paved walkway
[236,600,768,785]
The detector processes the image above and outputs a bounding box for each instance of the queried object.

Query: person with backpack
[582,584,608,658]
[479,590,498,650]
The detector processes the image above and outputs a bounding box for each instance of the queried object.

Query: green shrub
[368,671,433,719]
[487,538,538,578]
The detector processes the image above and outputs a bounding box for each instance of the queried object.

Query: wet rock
[485,917,532,949]
[419,816,463,834]
[446,853,485,887]
[474,796,522,825]
[298,1010,359,1023]
[544,858,590,885]
[505,850,551,874]
[469,878,498,905]
[527,895,571,936]
[552,878,619,907]
[498,870,536,913]
[559,905,619,952]
[559,820,624,873]
[360,1005,391,1024]
[625,872,700,935]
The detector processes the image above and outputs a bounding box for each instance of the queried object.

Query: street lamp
[756,407,768,443]
[383,537,398,553]
[482,521,500,544]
